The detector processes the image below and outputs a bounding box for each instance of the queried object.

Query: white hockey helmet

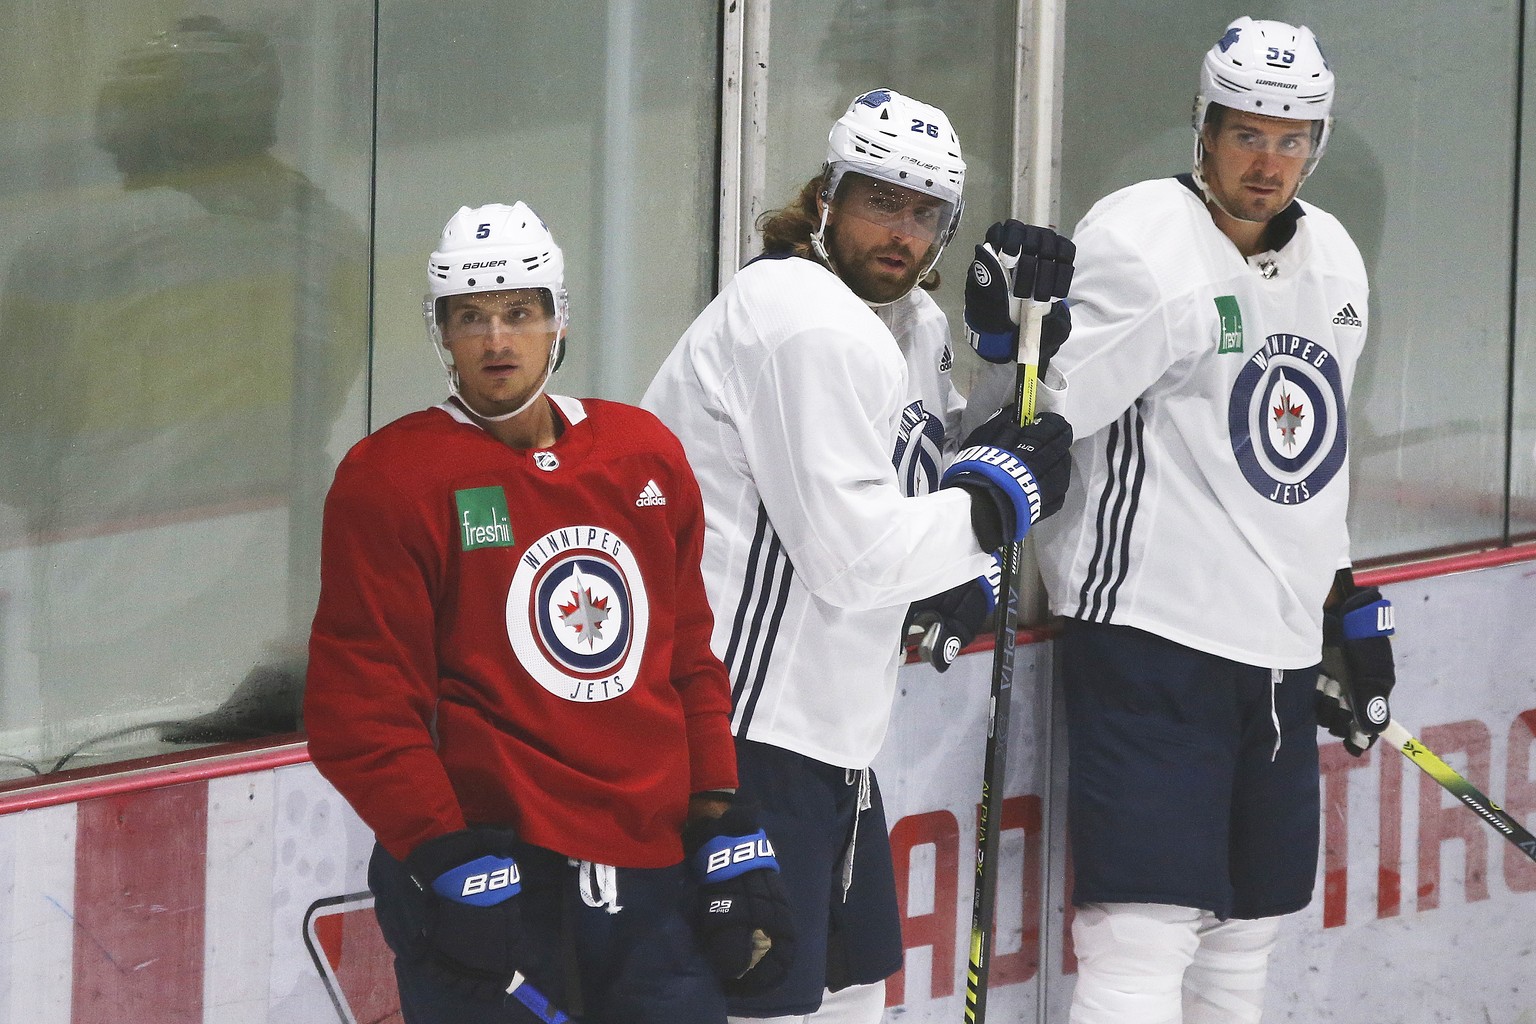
[813,89,966,290]
[1193,17,1335,193]
[424,202,569,417]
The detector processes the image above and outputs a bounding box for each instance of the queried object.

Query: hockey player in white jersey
[644,88,1074,1023]
[1001,17,1398,1023]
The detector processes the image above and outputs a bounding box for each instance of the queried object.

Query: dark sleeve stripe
[1075,417,1122,617]
[1102,410,1148,619]
[1074,402,1146,622]
[724,503,796,737]
[733,547,795,736]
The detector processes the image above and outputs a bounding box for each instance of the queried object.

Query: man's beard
[826,224,930,304]
[1211,168,1299,224]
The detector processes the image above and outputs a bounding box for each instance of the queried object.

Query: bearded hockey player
[644,89,1075,1024]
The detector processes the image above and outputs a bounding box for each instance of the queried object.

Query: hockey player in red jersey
[305,201,793,1024]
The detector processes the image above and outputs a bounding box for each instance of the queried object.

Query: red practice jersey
[305,395,736,866]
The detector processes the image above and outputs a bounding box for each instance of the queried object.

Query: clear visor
[833,173,958,245]
[1201,107,1325,175]
[437,287,559,341]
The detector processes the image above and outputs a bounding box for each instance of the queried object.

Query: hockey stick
[503,971,574,1023]
[1381,718,1536,864]
[963,298,1049,1024]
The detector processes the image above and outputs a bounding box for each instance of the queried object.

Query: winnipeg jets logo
[891,400,945,496]
[1227,333,1347,505]
[506,526,649,702]
[1270,372,1307,452]
[557,564,611,647]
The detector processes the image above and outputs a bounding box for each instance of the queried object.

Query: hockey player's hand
[1315,587,1396,756]
[405,828,547,1004]
[944,410,1073,551]
[964,220,1074,367]
[906,555,1002,671]
[683,802,796,995]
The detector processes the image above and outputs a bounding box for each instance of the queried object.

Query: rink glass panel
[1513,5,1536,543]
[0,5,372,777]
[1059,1,1523,560]
[366,0,720,423]
[3,0,1535,781]
[758,0,1020,404]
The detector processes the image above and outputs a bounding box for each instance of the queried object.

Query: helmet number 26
[910,118,940,138]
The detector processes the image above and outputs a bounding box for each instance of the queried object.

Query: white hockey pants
[1069,902,1280,1024]
[728,980,886,1024]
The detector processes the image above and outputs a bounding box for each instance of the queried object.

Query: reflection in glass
[1060,2,1517,559]
[0,16,368,774]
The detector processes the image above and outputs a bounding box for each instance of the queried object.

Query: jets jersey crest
[506,524,650,703]
[891,399,945,496]
[1227,332,1348,505]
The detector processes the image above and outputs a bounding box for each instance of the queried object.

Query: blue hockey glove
[906,555,1002,671]
[404,828,548,1006]
[964,220,1074,366]
[943,410,1073,551]
[683,803,796,995]
[1316,586,1397,756]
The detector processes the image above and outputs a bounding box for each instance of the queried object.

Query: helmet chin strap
[1193,136,1305,226]
[432,329,564,424]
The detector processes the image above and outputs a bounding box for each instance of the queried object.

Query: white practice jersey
[1035,177,1369,669]
[643,254,989,768]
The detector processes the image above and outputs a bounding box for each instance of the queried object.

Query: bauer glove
[683,802,796,995]
[906,554,1002,671]
[1315,586,1397,756]
[404,828,549,1006]
[964,220,1074,367]
[944,410,1073,551]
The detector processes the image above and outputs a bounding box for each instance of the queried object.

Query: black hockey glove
[1315,586,1397,756]
[944,410,1073,551]
[906,555,1003,671]
[964,220,1075,367]
[683,802,796,995]
[404,828,546,1005]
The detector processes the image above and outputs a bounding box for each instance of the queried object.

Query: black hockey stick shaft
[964,301,1047,1024]
[1382,719,1536,864]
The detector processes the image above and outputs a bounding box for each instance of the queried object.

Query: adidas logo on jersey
[1333,303,1362,327]
[635,480,667,507]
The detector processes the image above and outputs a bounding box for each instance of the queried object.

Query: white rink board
[874,559,1536,1024]
[0,559,1529,1022]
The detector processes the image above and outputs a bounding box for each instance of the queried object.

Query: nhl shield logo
[506,525,649,702]
[1227,333,1347,505]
